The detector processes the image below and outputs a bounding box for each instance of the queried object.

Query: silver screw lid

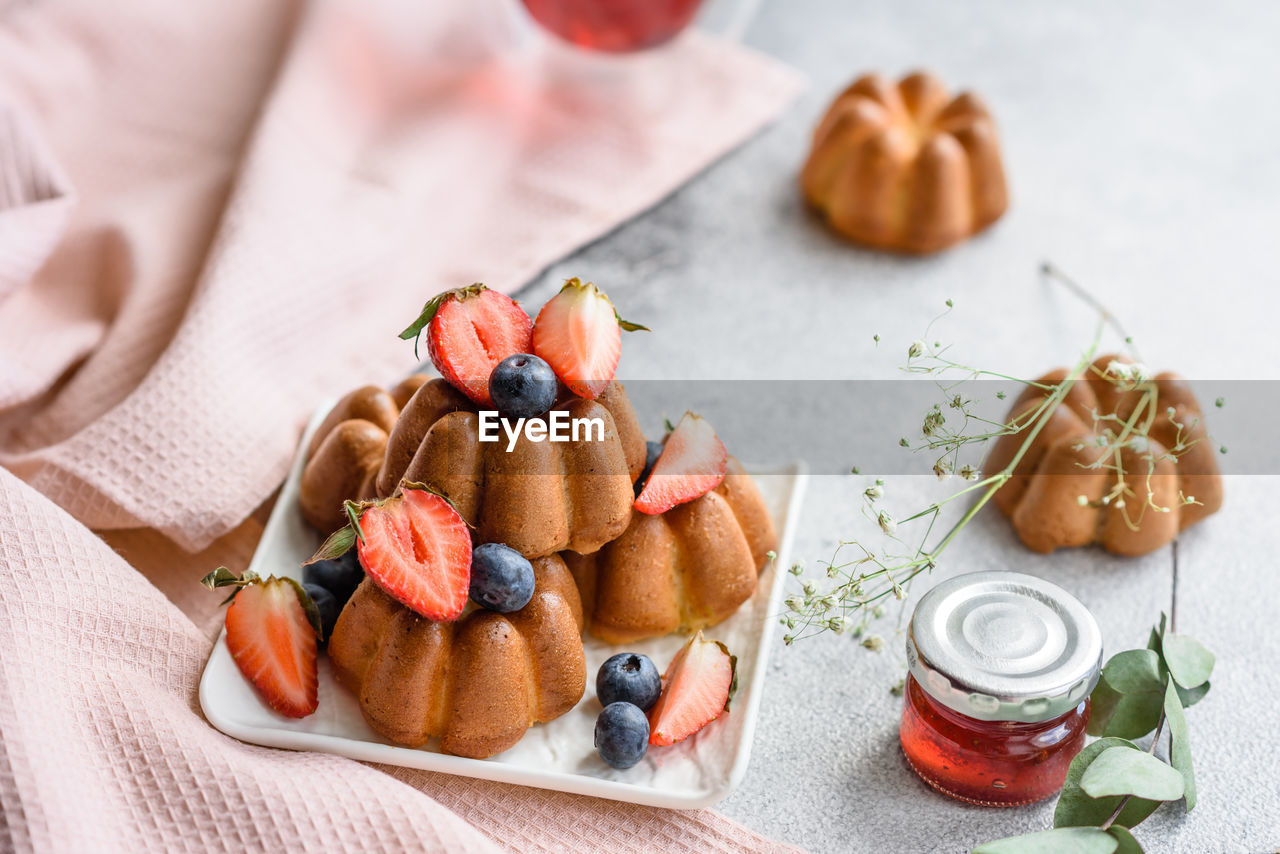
[906,571,1103,723]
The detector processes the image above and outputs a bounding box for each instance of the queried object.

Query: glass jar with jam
[900,571,1103,807]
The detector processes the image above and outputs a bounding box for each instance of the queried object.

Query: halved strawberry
[648,631,737,746]
[633,412,727,515]
[531,278,647,399]
[354,487,472,621]
[205,571,320,719]
[400,284,532,407]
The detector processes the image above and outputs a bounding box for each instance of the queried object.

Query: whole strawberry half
[215,573,320,718]
[531,277,647,400]
[355,487,472,621]
[648,631,737,746]
[634,412,727,515]
[400,284,533,407]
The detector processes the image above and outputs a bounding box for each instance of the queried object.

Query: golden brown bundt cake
[328,554,586,759]
[801,70,1008,254]
[376,378,646,559]
[298,384,404,532]
[563,457,778,643]
[986,354,1223,556]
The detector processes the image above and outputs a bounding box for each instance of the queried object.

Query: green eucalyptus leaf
[1079,746,1184,801]
[1176,680,1210,709]
[1107,826,1145,854]
[1164,678,1196,811]
[1088,677,1165,739]
[1161,634,1214,689]
[1146,613,1167,653]
[1102,649,1165,693]
[1055,738,1161,829]
[973,827,1119,854]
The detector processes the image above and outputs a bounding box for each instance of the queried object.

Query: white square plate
[200,402,808,809]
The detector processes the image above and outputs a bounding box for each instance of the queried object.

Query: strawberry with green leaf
[311,485,473,622]
[634,412,727,515]
[531,278,647,400]
[400,284,533,407]
[648,631,737,746]
[201,569,322,719]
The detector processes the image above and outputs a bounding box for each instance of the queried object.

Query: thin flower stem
[1041,262,1142,362]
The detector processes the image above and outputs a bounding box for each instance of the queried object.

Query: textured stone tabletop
[513,0,1280,851]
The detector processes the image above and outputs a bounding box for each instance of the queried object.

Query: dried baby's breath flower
[782,266,1221,650]
[862,635,885,652]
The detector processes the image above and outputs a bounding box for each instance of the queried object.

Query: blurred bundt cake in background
[802,70,1008,254]
[986,354,1223,556]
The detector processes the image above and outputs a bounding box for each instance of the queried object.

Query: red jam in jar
[900,571,1102,807]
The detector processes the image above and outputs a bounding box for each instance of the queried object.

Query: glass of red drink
[518,0,707,53]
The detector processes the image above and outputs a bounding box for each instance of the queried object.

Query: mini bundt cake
[563,457,778,643]
[299,384,404,532]
[300,376,647,559]
[376,377,646,559]
[801,70,1008,254]
[986,355,1223,556]
[328,553,586,758]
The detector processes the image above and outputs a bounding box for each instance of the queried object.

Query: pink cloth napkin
[0,0,803,552]
[0,0,805,851]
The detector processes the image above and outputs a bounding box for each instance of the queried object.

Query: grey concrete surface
[513,1,1280,851]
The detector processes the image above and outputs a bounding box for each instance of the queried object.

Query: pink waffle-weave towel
[0,0,806,851]
[0,0,803,552]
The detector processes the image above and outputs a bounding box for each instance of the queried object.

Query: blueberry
[597,653,662,711]
[595,702,650,769]
[489,354,558,419]
[303,548,364,606]
[302,582,340,645]
[634,439,665,496]
[470,543,536,613]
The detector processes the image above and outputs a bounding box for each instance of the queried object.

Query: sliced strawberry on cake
[352,486,472,621]
[531,277,647,400]
[648,631,737,746]
[201,569,322,718]
[400,284,533,407]
[633,412,727,515]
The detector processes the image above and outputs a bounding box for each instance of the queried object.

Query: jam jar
[900,571,1102,807]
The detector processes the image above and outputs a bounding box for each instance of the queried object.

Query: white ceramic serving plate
[200,402,808,809]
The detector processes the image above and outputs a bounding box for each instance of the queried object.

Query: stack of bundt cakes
[288,281,778,758]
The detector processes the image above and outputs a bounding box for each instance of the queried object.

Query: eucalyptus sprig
[780,266,1218,645]
[975,564,1214,854]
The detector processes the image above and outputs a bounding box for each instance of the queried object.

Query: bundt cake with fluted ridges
[802,70,1008,254]
[563,457,778,643]
[328,553,585,758]
[300,376,647,559]
[298,383,404,533]
[375,377,645,558]
[986,354,1223,556]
